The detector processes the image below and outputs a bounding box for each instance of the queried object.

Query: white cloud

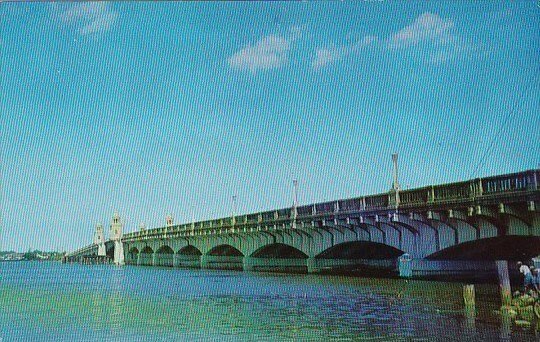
[227,27,302,72]
[388,12,454,49]
[57,3,118,36]
[387,12,478,63]
[312,35,376,70]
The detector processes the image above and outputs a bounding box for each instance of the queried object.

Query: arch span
[426,236,540,261]
[175,245,202,268]
[155,245,174,267]
[126,247,139,265]
[156,245,174,254]
[207,244,244,257]
[138,246,154,266]
[251,243,308,259]
[106,246,114,258]
[316,241,405,259]
[177,245,202,256]
[141,246,154,254]
[312,241,404,275]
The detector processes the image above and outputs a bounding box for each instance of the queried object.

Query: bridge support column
[243,257,254,272]
[398,253,412,278]
[97,243,106,257]
[200,255,209,269]
[307,257,320,274]
[113,240,125,265]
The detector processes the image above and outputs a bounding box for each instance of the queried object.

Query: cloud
[387,12,478,63]
[388,12,454,49]
[57,3,118,36]
[312,35,377,70]
[227,27,302,72]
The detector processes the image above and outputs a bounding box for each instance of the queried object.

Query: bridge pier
[307,257,318,273]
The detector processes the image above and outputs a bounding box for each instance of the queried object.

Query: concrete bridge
[66,168,540,278]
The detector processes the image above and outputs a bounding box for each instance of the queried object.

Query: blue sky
[1,2,539,252]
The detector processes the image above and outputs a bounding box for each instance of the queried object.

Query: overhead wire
[470,67,540,178]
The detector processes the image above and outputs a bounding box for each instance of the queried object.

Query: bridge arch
[468,215,499,239]
[138,246,154,266]
[174,245,202,269]
[156,245,174,254]
[154,245,174,267]
[251,243,308,259]
[313,241,405,275]
[126,247,139,265]
[203,244,244,271]
[504,214,533,236]
[207,244,244,256]
[178,245,202,255]
[316,241,405,259]
[426,236,540,261]
[106,245,115,259]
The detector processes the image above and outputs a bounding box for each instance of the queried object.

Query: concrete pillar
[113,240,124,265]
[398,253,412,278]
[307,257,319,274]
[200,255,209,269]
[243,256,254,272]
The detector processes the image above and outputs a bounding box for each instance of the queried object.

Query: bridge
[66,167,540,278]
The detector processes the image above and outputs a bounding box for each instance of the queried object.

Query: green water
[1,262,538,341]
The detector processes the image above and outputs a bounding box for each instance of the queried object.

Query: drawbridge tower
[93,223,106,256]
[110,212,124,265]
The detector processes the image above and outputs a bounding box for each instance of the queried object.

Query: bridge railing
[482,170,538,195]
[400,187,430,206]
[338,198,363,212]
[314,201,335,215]
[277,208,290,220]
[297,205,313,217]
[432,180,473,202]
[67,243,96,257]
[246,213,259,223]
[365,194,388,210]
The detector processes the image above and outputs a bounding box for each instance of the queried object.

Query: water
[1,262,538,341]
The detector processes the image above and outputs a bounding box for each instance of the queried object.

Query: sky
[1,1,539,252]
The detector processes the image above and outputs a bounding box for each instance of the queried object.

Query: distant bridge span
[67,169,540,277]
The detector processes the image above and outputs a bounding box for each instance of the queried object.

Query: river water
[0,262,538,341]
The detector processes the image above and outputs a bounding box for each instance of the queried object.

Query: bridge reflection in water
[67,169,540,279]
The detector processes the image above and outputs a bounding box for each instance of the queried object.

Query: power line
[470,67,540,178]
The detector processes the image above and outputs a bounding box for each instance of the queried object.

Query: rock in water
[519,305,535,321]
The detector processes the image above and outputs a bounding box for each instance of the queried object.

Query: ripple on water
[1,262,539,341]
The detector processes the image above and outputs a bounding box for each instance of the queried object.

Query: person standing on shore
[532,267,540,293]
[517,261,533,292]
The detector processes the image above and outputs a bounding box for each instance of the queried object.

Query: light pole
[292,179,298,229]
[391,153,400,210]
[232,195,237,227]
